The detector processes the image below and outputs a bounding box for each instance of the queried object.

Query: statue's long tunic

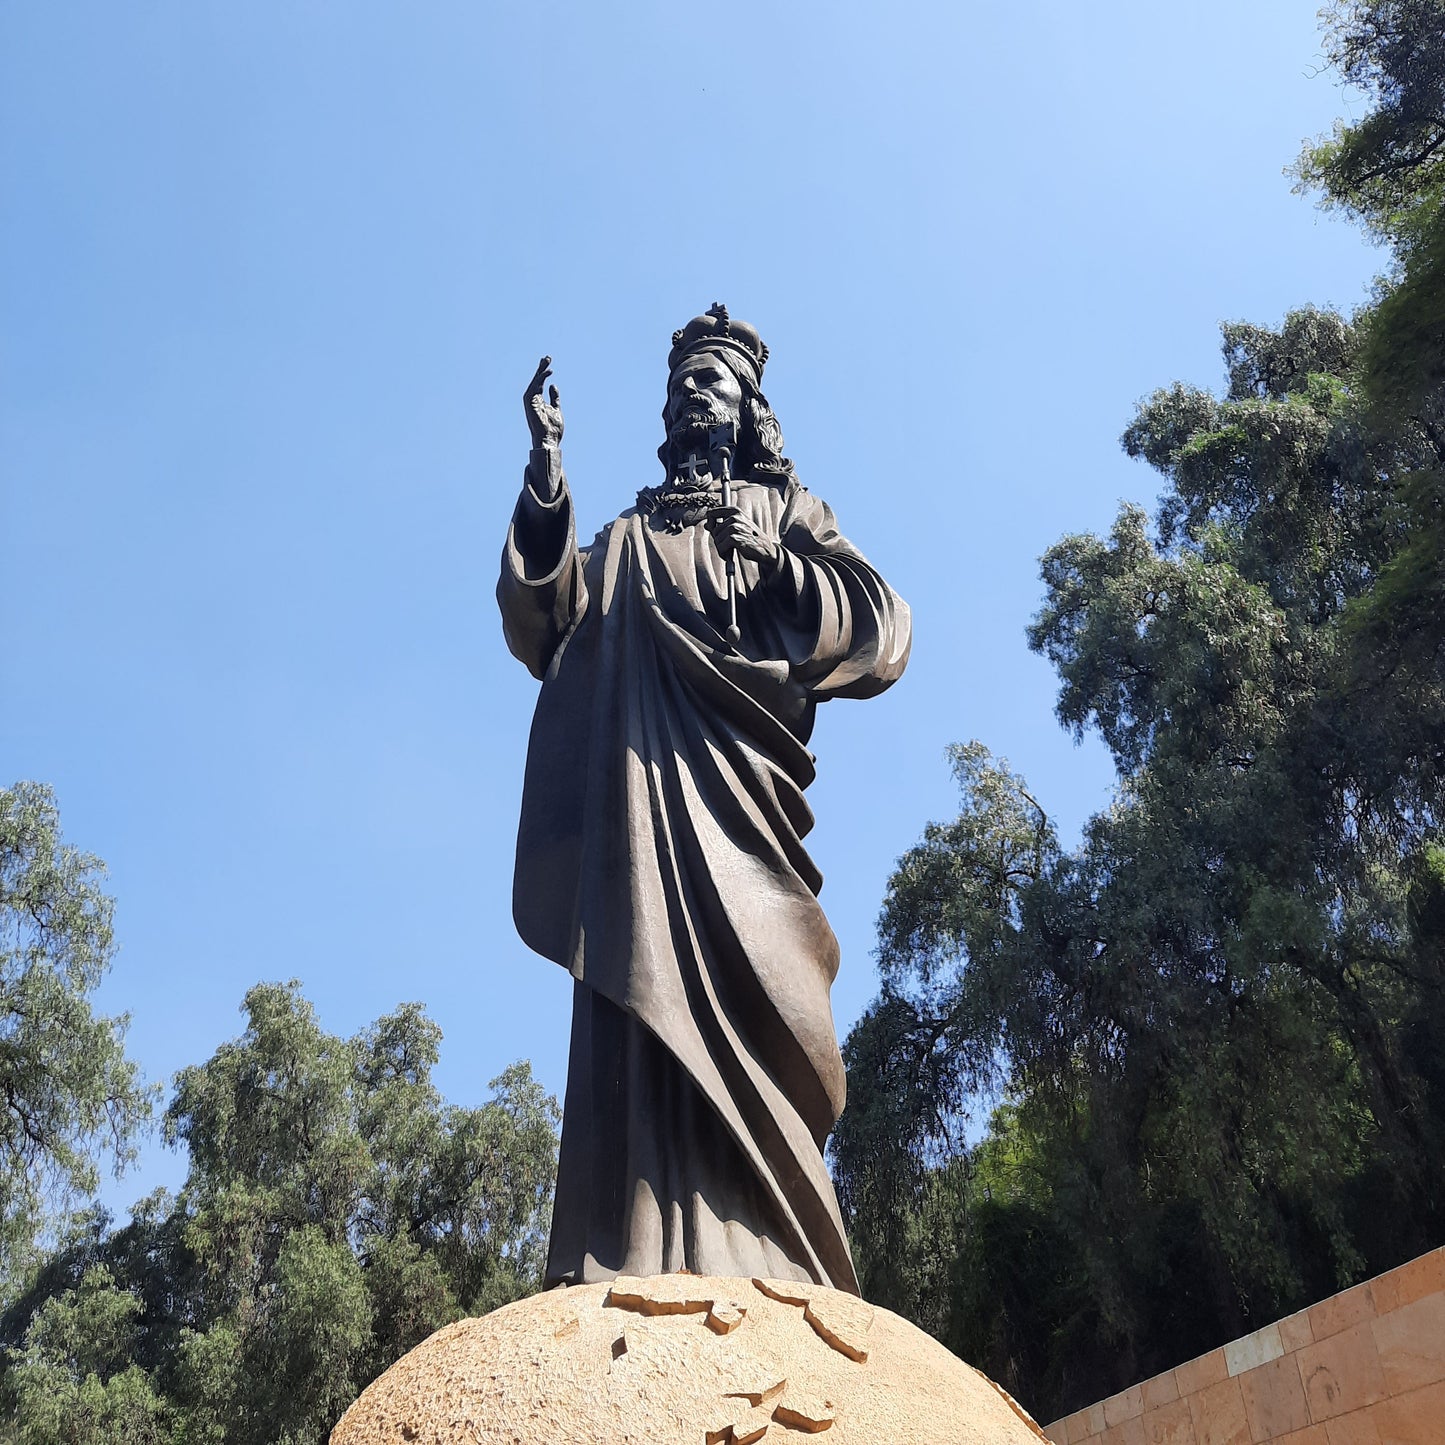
[499,448,910,1294]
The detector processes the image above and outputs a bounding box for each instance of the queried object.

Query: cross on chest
[678,452,709,485]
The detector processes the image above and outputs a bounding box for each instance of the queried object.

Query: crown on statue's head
[668,303,769,380]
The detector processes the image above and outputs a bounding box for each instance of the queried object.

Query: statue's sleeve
[497,447,589,681]
[763,484,911,700]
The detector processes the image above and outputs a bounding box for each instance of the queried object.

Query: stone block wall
[1042,1246,1445,1445]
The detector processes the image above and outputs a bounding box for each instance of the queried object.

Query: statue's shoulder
[739,472,806,504]
[771,474,831,522]
[597,499,647,532]
[574,507,636,557]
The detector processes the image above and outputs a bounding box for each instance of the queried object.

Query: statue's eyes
[670,367,726,399]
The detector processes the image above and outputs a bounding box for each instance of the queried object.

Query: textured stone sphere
[331,1273,1049,1444]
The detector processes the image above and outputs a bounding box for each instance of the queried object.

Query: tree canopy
[0,783,154,1295]
[834,1,1445,1422]
[2,983,559,1445]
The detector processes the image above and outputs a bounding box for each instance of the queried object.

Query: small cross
[678,452,708,484]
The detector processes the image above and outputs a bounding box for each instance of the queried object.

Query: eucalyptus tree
[0,783,153,1293]
[3,984,559,1445]
[836,11,1445,1414]
[835,299,1445,1423]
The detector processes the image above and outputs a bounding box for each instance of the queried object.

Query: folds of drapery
[498,461,910,1294]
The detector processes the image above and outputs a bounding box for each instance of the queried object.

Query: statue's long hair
[656,362,793,482]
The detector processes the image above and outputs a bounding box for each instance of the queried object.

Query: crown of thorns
[668,303,769,379]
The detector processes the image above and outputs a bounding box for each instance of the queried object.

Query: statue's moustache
[669,406,731,441]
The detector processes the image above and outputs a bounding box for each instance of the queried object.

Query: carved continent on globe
[329,1274,1048,1445]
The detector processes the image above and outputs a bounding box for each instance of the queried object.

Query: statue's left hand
[706,506,780,566]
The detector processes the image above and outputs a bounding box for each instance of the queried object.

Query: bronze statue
[499,307,910,1294]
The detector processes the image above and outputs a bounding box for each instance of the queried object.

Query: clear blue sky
[2,1,1380,1214]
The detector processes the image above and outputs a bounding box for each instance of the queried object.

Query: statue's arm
[762,485,911,699]
[496,360,588,680]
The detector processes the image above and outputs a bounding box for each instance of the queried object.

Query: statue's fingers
[525,356,552,398]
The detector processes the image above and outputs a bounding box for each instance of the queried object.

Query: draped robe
[498,446,910,1294]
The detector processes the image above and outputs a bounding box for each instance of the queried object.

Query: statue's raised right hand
[525,356,564,450]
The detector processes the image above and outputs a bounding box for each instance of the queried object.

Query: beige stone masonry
[1044,1247,1445,1445]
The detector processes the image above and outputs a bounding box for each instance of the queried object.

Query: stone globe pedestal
[331,1273,1050,1444]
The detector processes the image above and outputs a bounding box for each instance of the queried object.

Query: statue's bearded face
[665,352,744,453]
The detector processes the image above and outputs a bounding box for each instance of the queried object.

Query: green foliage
[835,305,1445,1423]
[1297,1,1445,670]
[0,784,154,1292]
[1295,0,1445,248]
[2,984,559,1445]
[7,1267,171,1445]
[837,13,1445,1419]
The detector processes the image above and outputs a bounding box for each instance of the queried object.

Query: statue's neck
[668,447,722,489]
